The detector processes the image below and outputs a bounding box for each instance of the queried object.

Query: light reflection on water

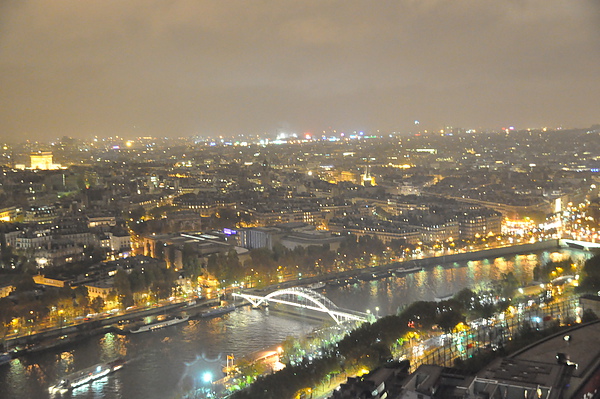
[323,249,586,317]
[0,249,589,399]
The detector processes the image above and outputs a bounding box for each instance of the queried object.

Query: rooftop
[509,320,600,398]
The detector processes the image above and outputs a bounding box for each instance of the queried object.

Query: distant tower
[261,158,271,188]
[30,151,54,170]
[361,165,376,187]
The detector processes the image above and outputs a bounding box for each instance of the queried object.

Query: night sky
[1,0,599,140]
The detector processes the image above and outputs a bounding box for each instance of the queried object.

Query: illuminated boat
[130,315,189,333]
[49,358,126,393]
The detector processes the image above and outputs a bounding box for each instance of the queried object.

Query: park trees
[182,243,204,282]
[577,253,600,293]
[206,249,244,286]
[113,269,134,309]
[533,257,575,282]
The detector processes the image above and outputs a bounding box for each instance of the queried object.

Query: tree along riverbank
[267,239,561,291]
[1,239,563,362]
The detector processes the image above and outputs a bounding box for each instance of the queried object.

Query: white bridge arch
[233,287,369,325]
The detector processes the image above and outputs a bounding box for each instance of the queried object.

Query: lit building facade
[30,151,60,170]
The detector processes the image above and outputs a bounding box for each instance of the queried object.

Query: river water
[0,248,590,399]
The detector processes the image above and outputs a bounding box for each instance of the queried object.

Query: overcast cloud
[0,0,598,140]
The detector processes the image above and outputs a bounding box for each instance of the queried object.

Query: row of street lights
[366,307,380,320]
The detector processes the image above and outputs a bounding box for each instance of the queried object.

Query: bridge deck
[233,287,370,324]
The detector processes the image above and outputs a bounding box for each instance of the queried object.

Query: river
[0,247,590,399]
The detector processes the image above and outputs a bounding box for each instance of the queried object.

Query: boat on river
[0,352,11,366]
[393,266,423,276]
[307,281,326,289]
[358,272,378,281]
[199,305,236,318]
[328,276,361,287]
[130,315,189,333]
[48,358,126,393]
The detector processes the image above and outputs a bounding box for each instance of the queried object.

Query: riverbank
[3,297,233,357]
[2,239,564,361]
[269,239,562,292]
[1,242,589,399]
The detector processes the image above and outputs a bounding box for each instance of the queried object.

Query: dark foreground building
[332,320,600,399]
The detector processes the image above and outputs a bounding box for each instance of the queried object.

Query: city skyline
[1,1,599,141]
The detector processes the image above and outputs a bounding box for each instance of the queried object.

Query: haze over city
[1,0,599,141]
[2,2,600,399]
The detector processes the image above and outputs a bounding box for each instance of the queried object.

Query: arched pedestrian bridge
[233,287,370,325]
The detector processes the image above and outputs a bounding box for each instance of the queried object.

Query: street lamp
[202,371,213,384]
[366,309,376,322]
[29,310,34,333]
[199,371,214,397]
